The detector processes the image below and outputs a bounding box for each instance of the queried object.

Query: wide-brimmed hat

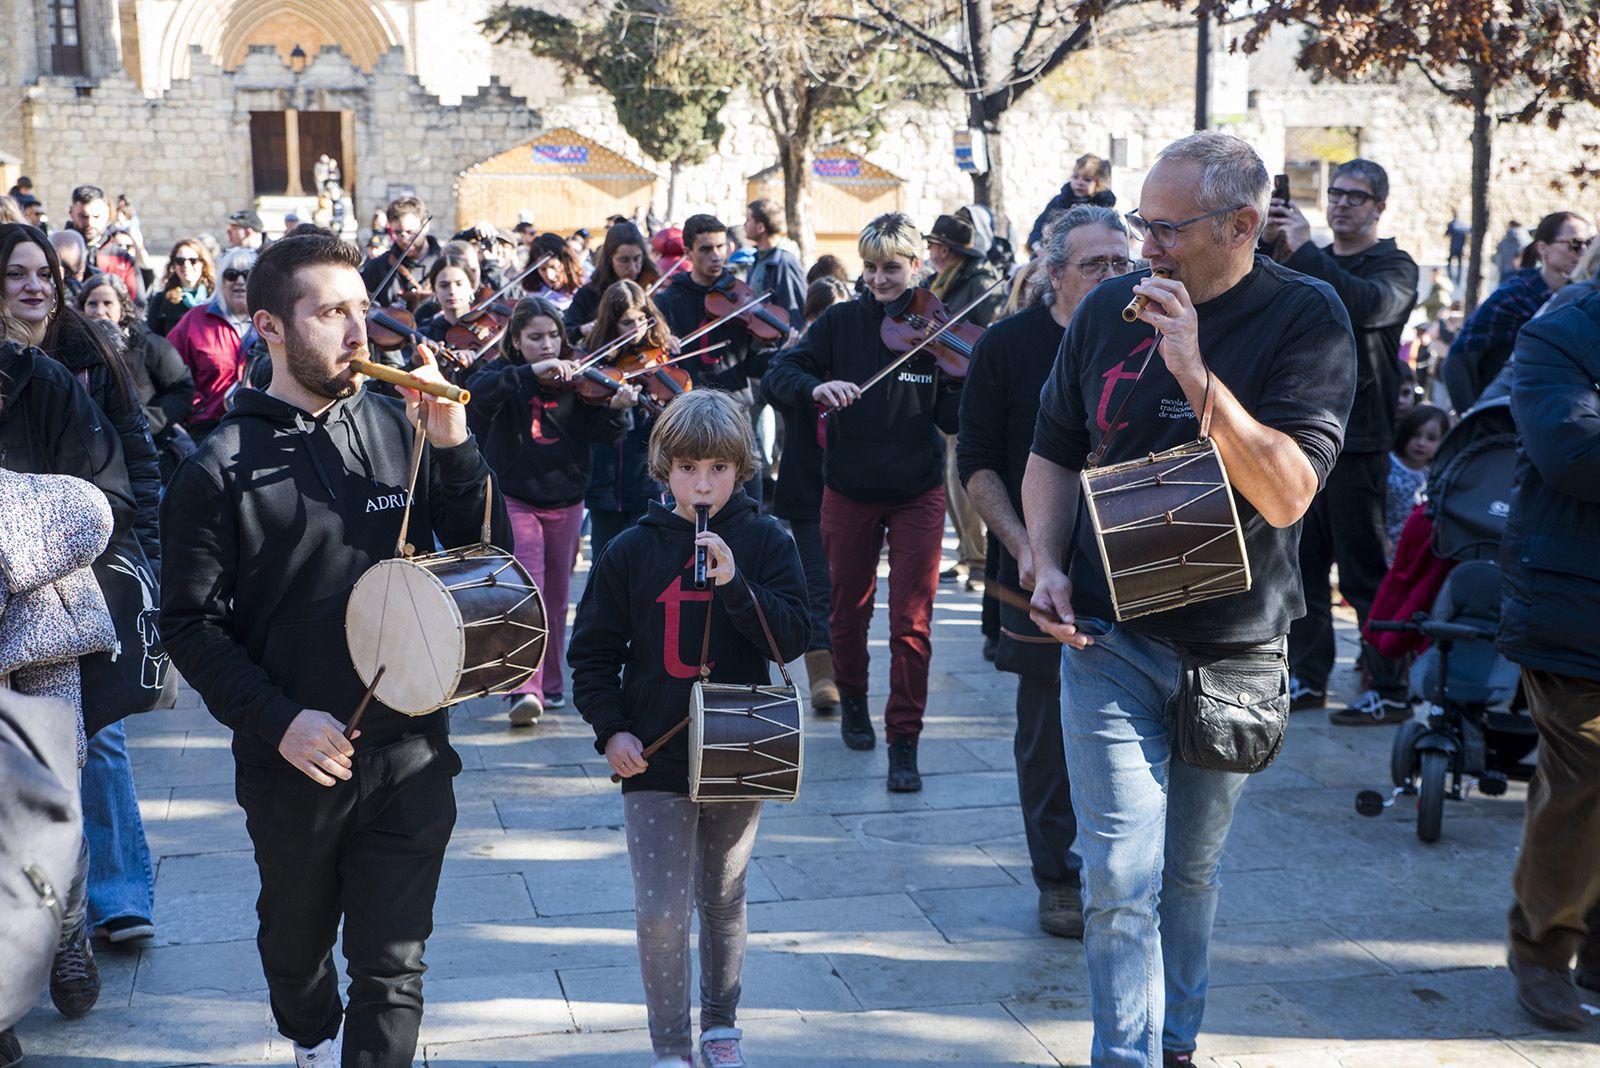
[926,213,979,257]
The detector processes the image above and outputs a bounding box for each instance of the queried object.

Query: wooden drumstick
[1122,268,1172,322]
[349,357,471,404]
[610,716,690,783]
[982,583,1063,644]
[345,665,386,740]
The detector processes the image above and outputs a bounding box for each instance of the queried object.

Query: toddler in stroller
[1356,396,1539,841]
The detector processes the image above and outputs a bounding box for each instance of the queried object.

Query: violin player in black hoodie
[159,232,508,1068]
[568,388,808,1068]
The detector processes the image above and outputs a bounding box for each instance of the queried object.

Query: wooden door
[249,112,289,196]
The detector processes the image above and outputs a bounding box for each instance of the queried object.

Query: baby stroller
[1355,396,1539,842]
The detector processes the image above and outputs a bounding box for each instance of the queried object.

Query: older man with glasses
[1022,133,1355,1067]
[1260,160,1420,724]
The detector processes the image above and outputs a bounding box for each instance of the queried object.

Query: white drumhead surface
[346,559,466,715]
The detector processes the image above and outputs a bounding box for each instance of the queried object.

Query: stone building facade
[2,0,1593,269]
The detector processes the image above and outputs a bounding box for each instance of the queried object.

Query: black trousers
[236,735,460,1067]
[1015,673,1080,891]
[787,517,832,652]
[1289,450,1395,693]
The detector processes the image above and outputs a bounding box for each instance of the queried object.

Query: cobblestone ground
[15,532,1597,1066]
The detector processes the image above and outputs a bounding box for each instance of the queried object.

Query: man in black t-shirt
[1023,133,1354,1067]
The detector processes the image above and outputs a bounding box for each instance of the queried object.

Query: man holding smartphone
[1261,160,1419,723]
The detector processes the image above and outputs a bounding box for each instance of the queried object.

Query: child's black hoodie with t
[569,490,810,793]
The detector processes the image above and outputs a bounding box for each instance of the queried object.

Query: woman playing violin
[523,232,586,311]
[464,296,639,727]
[418,254,480,342]
[583,280,675,558]
[563,222,659,343]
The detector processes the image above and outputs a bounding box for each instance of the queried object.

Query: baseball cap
[229,209,265,231]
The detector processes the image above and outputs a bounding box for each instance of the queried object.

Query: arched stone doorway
[154,0,402,88]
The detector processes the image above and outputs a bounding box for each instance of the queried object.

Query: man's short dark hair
[1332,159,1389,204]
[247,232,364,321]
[747,199,786,236]
[683,214,727,250]
[70,184,105,206]
[385,195,427,224]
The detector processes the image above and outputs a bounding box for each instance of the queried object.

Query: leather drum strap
[394,405,429,558]
[694,575,795,687]
[1088,333,1216,468]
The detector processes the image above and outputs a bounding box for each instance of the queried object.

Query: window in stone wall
[49,0,85,77]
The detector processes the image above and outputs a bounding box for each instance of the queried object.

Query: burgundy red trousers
[819,485,946,743]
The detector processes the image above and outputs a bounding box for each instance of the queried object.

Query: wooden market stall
[454,128,657,234]
[746,149,905,267]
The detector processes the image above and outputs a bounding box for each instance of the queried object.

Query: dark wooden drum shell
[1080,438,1251,621]
[346,546,548,715]
[690,682,804,803]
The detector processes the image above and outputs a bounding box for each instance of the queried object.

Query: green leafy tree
[482,1,736,219]
[1203,0,1600,308]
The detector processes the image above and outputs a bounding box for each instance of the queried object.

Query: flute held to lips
[1122,268,1172,323]
[348,357,471,404]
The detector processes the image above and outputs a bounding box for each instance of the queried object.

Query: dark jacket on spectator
[1028,187,1116,251]
[1444,268,1551,412]
[123,321,195,442]
[1498,291,1600,683]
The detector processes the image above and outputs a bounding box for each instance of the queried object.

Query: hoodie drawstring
[294,413,338,499]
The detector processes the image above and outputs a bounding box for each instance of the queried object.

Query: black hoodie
[653,270,765,401]
[159,386,510,767]
[568,491,810,794]
[464,356,628,508]
[763,289,963,504]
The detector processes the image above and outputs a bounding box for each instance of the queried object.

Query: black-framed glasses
[1124,205,1245,249]
[1564,237,1593,254]
[1072,257,1135,279]
[223,269,250,282]
[1326,186,1377,207]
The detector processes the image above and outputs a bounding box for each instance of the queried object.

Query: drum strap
[1088,333,1215,469]
[694,577,796,687]
[394,406,430,558]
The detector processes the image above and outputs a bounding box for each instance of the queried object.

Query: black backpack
[1426,399,1518,562]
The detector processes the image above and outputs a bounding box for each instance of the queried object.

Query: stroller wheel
[1391,719,1426,789]
[1417,749,1449,843]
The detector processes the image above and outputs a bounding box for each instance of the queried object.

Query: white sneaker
[650,1058,693,1068]
[508,692,543,727]
[699,1027,747,1067]
[293,1036,340,1068]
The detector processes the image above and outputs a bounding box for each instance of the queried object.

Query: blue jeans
[82,719,156,927]
[1060,620,1250,1067]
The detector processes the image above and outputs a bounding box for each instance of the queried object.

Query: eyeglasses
[1072,257,1135,279]
[1326,186,1377,207]
[1564,237,1593,254]
[1124,206,1245,249]
[223,269,250,282]
[172,256,201,266]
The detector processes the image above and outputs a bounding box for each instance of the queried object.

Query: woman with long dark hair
[563,222,659,342]
[146,238,213,337]
[522,232,586,311]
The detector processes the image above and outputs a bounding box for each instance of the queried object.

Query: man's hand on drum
[1029,568,1095,650]
[279,709,360,786]
[400,345,468,448]
[696,530,736,586]
[606,731,648,778]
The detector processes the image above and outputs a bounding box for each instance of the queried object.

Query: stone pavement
[15,540,1599,1067]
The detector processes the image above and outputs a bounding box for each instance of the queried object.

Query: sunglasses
[1564,237,1593,254]
[173,256,201,266]
[223,269,250,282]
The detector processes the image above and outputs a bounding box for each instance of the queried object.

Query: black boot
[0,1027,22,1068]
[839,693,875,750]
[887,738,922,792]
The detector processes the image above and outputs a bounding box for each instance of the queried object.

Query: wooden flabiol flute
[1122,268,1172,323]
[348,357,471,404]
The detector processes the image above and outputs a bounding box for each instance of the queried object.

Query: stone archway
[155,0,403,87]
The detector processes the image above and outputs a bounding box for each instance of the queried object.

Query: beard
[284,326,361,402]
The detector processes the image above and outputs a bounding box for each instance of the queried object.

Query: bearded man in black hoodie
[159,232,508,1068]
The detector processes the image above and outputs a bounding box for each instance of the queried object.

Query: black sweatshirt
[160,387,510,767]
[562,282,603,342]
[653,271,765,401]
[1032,259,1355,644]
[764,289,963,504]
[569,492,810,794]
[464,356,628,508]
[1283,237,1417,453]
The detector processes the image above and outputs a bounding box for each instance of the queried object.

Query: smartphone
[1272,173,1291,205]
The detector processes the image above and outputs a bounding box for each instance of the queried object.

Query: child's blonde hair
[858,213,922,263]
[648,390,759,485]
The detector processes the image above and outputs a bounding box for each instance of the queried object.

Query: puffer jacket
[0,470,118,766]
[1497,290,1600,682]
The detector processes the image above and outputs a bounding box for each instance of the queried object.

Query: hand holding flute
[356,345,471,448]
[1122,268,1173,322]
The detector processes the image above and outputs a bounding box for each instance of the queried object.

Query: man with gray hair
[958,205,1133,939]
[1263,159,1419,723]
[1023,132,1355,1066]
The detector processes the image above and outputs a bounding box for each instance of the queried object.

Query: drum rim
[688,682,804,803]
[345,556,468,716]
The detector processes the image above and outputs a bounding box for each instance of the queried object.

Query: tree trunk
[777,132,815,265]
[963,0,1005,225]
[666,159,682,224]
[967,98,1008,231]
[1464,87,1492,313]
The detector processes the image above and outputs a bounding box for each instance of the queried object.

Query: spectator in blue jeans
[83,720,156,942]
[1023,133,1354,1066]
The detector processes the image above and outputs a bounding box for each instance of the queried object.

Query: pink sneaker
[698,1027,746,1067]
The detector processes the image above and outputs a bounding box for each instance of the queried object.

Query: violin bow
[854,275,1008,395]
[572,323,650,374]
[680,290,773,349]
[619,340,731,378]
[369,214,433,301]
[645,256,687,297]
[461,254,551,320]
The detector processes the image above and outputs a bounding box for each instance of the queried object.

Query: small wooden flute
[349,357,471,404]
[1122,268,1172,323]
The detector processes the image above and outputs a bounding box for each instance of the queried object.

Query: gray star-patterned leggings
[622,791,763,1058]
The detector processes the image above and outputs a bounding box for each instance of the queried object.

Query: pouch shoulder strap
[1089,334,1163,468]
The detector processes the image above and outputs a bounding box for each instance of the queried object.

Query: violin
[705,275,790,343]
[365,307,480,375]
[879,288,983,378]
[444,299,515,351]
[614,343,693,409]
